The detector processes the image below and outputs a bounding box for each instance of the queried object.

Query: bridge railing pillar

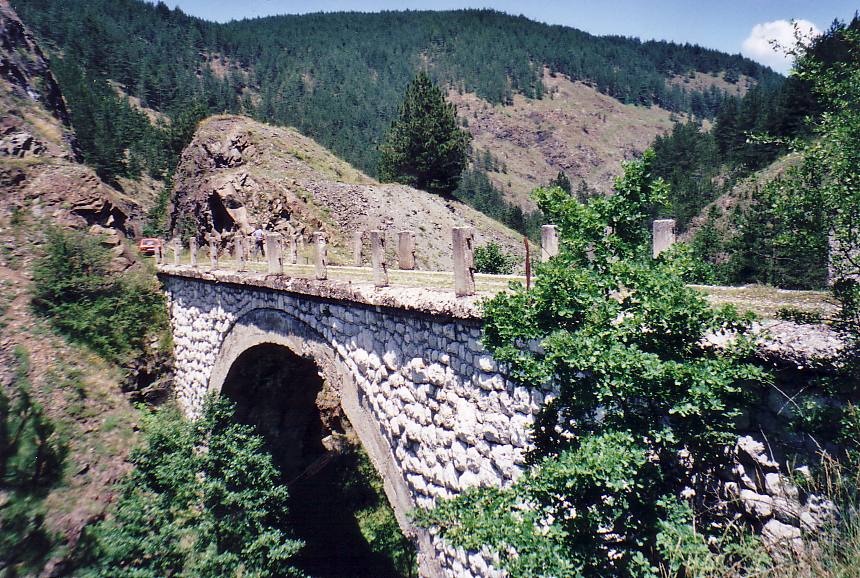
[541,224,559,262]
[398,230,416,270]
[314,232,328,280]
[235,235,247,271]
[353,231,364,267]
[208,235,218,269]
[288,234,298,265]
[452,227,476,297]
[189,237,198,268]
[172,237,181,266]
[652,219,676,258]
[266,233,283,275]
[370,230,388,287]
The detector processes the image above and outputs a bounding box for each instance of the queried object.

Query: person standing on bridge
[252,226,265,261]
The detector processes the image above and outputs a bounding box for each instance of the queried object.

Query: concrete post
[314,232,328,280]
[208,236,218,269]
[289,234,298,265]
[541,224,559,262]
[353,231,364,267]
[398,230,416,270]
[235,236,247,271]
[370,230,388,287]
[652,219,676,258]
[172,238,181,266]
[189,237,198,268]
[452,227,476,297]
[266,233,283,275]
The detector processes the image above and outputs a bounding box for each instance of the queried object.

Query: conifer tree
[378,71,471,195]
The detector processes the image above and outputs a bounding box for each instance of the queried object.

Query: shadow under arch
[208,307,440,576]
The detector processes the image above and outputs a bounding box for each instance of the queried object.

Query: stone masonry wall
[161,266,852,575]
[162,268,548,577]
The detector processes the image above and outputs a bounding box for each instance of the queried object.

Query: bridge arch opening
[219,341,413,577]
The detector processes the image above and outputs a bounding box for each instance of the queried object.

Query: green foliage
[792,25,860,286]
[653,17,860,291]
[378,72,471,195]
[727,175,829,289]
[142,177,173,238]
[473,242,516,275]
[421,150,768,575]
[32,228,168,364]
[49,57,169,183]
[776,306,823,325]
[0,347,67,575]
[655,500,771,577]
[331,448,417,576]
[80,398,304,577]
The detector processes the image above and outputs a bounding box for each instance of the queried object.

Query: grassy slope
[680,152,804,242]
[0,215,140,569]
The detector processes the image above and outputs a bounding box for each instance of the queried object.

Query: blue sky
[165,1,858,73]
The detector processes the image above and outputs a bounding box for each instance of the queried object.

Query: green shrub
[80,398,304,577]
[776,306,824,325]
[473,242,517,274]
[32,228,167,364]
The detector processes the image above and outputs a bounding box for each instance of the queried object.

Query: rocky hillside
[451,70,674,209]
[0,2,151,570]
[170,116,528,270]
[0,0,139,270]
[451,68,761,211]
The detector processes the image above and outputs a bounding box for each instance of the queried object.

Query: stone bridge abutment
[161,267,546,577]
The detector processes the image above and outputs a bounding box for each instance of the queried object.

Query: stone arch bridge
[160,265,548,577]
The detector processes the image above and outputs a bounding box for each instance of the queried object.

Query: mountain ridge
[11,0,780,185]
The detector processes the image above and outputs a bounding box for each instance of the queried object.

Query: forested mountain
[649,16,860,289]
[11,0,779,189]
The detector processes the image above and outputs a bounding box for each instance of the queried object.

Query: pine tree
[378,71,471,195]
[549,170,572,193]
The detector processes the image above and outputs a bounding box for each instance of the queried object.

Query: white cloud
[741,19,821,73]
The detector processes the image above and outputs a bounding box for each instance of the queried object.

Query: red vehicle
[138,237,163,256]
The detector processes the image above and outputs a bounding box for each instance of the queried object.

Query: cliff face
[0,0,138,269]
[170,115,527,271]
[0,0,73,144]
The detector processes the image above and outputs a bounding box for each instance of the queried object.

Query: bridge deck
[157,257,836,321]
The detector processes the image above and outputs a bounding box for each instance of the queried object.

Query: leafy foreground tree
[379,71,471,195]
[790,23,860,328]
[418,151,772,576]
[80,398,304,577]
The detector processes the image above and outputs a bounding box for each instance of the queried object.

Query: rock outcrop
[170,115,527,271]
[0,0,138,269]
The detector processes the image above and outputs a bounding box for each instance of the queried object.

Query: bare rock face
[0,0,74,144]
[170,115,526,270]
[0,0,137,268]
